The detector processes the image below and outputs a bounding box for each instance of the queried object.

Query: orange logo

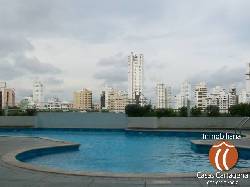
[209,141,238,171]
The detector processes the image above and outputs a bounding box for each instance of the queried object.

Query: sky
[0,0,250,103]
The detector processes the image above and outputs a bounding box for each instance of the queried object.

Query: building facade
[180,80,192,107]
[0,82,6,110]
[166,86,172,108]
[100,91,105,109]
[0,82,15,109]
[156,83,167,109]
[73,88,92,110]
[206,86,228,113]
[44,97,73,111]
[228,86,238,108]
[104,87,128,113]
[175,81,192,109]
[3,88,15,108]
[33,80,44,108]
[194,82,208,110]
[128,52,144,105]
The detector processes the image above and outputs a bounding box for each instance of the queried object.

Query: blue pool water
[1,129,250,173]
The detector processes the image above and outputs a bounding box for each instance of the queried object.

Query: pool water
[1,129,250,173]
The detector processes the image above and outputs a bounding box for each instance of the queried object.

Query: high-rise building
[104,87,128,113]
[128,52,144,105]
[194,82,208,110]
[3,88,15,108]
[180,80,192,107]
[175,81,192,109]
[0,82,6,110]
[166,86,172,108]
[43,97,73,111]
[228,86,238,108]
[33,80,44,108]
[206,86,229,113]
[0,82,15,109]
[73,88,92,110]
[239,89,249,103]
[93,103,101,111]
[44,97,62,110]
[156,83,167,109]
[205,86,237,113]
[100,91,105,109]
[174,94,182,109]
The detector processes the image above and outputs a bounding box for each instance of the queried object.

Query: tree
[125,104,153,117]
[155,108,176,118]
[179,107,188,117]
[19,99,30,110]
[101,109,109,113]
[191,106,202,117]
[229,104,250,117]
[206,105,220,117]
[26,109,37,116]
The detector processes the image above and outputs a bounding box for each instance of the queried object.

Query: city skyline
[1,1,250,102]
[1,59,250,104]
[2,60,250,112]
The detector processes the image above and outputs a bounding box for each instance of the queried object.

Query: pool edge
[1,135,250,179]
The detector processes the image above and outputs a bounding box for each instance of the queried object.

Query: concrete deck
[0,136,250,187]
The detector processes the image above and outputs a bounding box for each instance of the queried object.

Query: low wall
[36,112,127,129]
[0,116,36,128]
[127,117,158,129]
[128,117,250,129]
[1,114,250,130]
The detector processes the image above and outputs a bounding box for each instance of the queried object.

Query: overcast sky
[0,0,249,102]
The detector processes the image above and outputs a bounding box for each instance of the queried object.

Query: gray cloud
[189,66,245,90]
[0,36,61,80]
[15,88,33,101]
[44,77,64,85]
[16,56,61,74]
[94,53,127,88]
[0,61,24,80]
[0,36,33,57]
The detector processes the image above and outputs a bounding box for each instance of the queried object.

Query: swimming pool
[1,129,250,173]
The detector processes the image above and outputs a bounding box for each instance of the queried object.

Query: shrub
[205,105,220,117]
[125,104,153,117]
[191,106,202,117]
[229,104,250,117]
[179,107,188,117]
[155,108,176,118]
[26,109,37,116]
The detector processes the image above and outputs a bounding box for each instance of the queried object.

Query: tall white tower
[156,83,167,109]
[246,62,250,94]
[128,52,144,105]
[33,80,44,107]
[180,80,192,107]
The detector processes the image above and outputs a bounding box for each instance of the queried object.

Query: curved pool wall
[1,129,250,174]
[16,144,80,162]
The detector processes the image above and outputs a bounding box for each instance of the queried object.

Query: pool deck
[0,136,250,187]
